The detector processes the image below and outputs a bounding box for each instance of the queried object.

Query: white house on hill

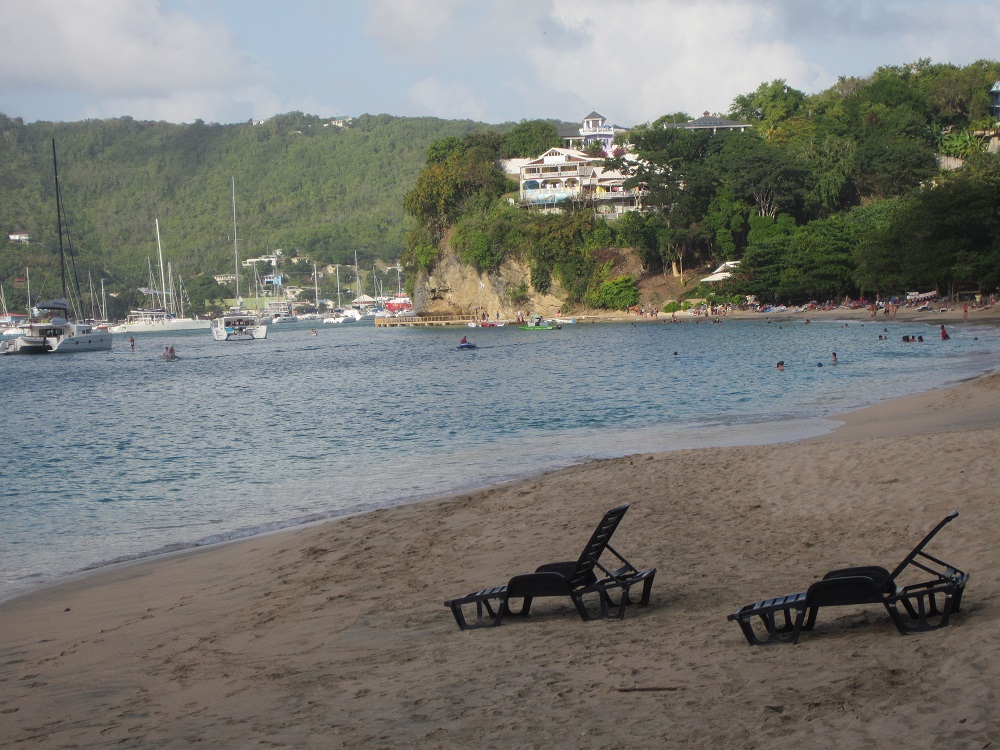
[663,112,751,134]
[518,147,644,216]
[559,111,629,151]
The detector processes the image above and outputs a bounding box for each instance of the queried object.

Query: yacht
[1,141,112,355]
[2,299,111,354]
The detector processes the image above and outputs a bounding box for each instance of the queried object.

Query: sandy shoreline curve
[2,369,999,747]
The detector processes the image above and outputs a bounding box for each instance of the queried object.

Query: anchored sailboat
[2,141,112,354]
[109,219,211,333]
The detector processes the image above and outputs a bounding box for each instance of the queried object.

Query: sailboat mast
[354,250,361,300]
[314,263,319,310]
[232,177,240,301]
[336,265,342,309]
[155,219,168,313]
[51,140,68,303]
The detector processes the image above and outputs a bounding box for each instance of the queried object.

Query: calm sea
[2,316,997,601]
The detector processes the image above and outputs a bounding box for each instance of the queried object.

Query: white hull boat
[211,314,267,341]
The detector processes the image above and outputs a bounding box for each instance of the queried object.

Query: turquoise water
[2,316,997,601]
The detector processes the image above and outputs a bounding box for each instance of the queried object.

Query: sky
[2,0,1000,128]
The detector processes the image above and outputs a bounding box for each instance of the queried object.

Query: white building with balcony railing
[559,111,628,151]
[518,148,645,215]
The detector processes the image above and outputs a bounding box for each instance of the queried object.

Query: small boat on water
[518,314,561,331]
[211,312,267,341]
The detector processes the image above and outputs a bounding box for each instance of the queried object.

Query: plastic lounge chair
[728,512,969,645]
[444,503,656,630]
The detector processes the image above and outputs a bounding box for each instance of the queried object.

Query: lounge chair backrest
[887,511,959,583]
[565,504,630,589]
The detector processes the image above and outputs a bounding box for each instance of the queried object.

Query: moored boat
[2,142,112,355]
[518,314,561,331]
[211,312,267,341]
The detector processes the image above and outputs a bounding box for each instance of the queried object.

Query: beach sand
[2,372,999,748]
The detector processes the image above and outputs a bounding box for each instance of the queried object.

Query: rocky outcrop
[414,246,565,318]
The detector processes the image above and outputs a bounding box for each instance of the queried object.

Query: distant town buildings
[7,231,30,244]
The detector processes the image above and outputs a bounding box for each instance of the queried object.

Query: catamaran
[1,141,112,354]
[211,178,267,341]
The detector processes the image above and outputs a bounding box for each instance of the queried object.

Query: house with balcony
[559,111,629,151]
[518,147,645,215]
[662,112,751,133]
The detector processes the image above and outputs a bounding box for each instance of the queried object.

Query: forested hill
[0,112,493,306]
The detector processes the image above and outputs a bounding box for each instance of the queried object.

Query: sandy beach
[3,347,999,747]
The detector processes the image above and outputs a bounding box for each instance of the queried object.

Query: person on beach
[941,325,950,340]
[964,304,969,322]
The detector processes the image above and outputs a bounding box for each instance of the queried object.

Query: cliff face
[411,241,667,317]
[413,245,565,318]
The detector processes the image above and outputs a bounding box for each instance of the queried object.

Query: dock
[375,314,477,327]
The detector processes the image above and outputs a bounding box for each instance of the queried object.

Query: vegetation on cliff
[405,59,1000,310]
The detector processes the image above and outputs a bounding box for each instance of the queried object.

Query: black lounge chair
[444,503,656,630]
[728,512,969,645]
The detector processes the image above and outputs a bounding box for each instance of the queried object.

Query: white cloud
[365,0,468,62]
[0,0,273,122]
[407,77,488,120]
[508,0,823,124]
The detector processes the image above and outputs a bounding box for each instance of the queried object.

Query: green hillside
[0,112,494,315]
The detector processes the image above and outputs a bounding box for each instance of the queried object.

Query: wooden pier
[375,314,476,327]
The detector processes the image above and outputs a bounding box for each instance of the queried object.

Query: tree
[729,79,807,138]
[502,120,562,158]
[714,133,812,220]
[781,215,858,299]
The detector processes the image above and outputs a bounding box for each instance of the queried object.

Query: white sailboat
[2,141,112,354]
[110,220,211,333]
[212,178,267,341]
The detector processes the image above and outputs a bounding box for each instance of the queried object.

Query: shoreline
[0,355,994,607]
[3,365,1000,746]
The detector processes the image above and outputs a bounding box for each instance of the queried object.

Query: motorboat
[263,300,297,324]
[518,314,561,330]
